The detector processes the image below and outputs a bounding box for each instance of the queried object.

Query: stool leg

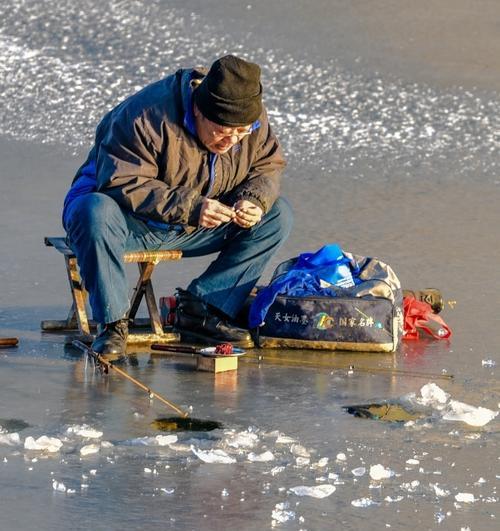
[65,256,91,336]
[128,262,163,336]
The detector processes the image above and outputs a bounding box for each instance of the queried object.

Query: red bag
[403,297,452,340]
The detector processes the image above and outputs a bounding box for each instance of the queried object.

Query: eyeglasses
[206,119,253,141]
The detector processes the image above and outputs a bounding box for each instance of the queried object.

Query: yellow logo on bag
[313,312,335,330]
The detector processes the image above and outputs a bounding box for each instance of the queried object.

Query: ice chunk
[80,444,100,456]
[52,480,66,492]
[384,496,404,503]
[272,502,295,524]
[481,359,496,367]
[144,467,152,474]
[351,497,377,507]
[191,447,236,464]
[66,425,103,439]
[352,467,366,477]
[275,434,295,444]
[124,435,177,446]
[155,435,178,446]
[289,484,336,498]
[417,383,449,407]
[314,457,329,468]
[227,431,258,449]
[0,432,21,446]
[442,400,497,427]
[369,464,394,480]
[270,466,285,476]
[401,480,420,492]
[291,444,310,457]
[455,492,475,503]
[406,458,419,465]
[24,436,63,453]
[161,488,175,495]
[430,483,450,497]
[248,451,275,462]
[295,457,310,467]
[100,441,114,449]
[336,452,347,461]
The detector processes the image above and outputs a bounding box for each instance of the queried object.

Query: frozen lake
[0,1,499,529]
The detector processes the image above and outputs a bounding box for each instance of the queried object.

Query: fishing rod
[242,352,454,380]
[72,340,190,418]
[150,343,453,381]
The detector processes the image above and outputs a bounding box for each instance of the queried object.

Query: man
[63,55,293,355]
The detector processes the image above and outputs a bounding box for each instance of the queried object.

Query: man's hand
[199,198,235,228]
[233,199,263,228]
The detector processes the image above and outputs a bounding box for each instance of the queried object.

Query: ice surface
[80,444,100,456]
[66,425,103,439]
[369,464,395,480]
[24,436,63,453]
[0,432,21,446]
[289,484,336,498]
[191,447,236,464]
[247,451,275,462]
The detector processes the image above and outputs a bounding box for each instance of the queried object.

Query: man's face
[194,106,252,155]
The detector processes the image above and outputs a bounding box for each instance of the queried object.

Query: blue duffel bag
[250,244,403,352]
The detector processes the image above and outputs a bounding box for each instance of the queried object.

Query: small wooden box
[196,355,238,373]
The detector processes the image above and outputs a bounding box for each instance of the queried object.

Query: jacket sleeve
[231,109,286,213]
[95,110,203,227]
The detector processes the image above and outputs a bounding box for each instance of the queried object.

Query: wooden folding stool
[41,237,182,345]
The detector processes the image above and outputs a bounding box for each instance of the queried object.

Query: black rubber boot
[175,289,253,348]
[92,319,129,356]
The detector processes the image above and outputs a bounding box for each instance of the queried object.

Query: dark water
[0,1,499,530]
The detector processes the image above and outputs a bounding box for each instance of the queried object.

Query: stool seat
[41,237,182,345]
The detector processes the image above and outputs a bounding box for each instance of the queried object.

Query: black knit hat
[194,55,263,126]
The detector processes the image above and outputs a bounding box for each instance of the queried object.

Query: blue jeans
[65,193,293,325]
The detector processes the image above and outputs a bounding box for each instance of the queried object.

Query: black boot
[175,289,253,348]
[92,319,129,357]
